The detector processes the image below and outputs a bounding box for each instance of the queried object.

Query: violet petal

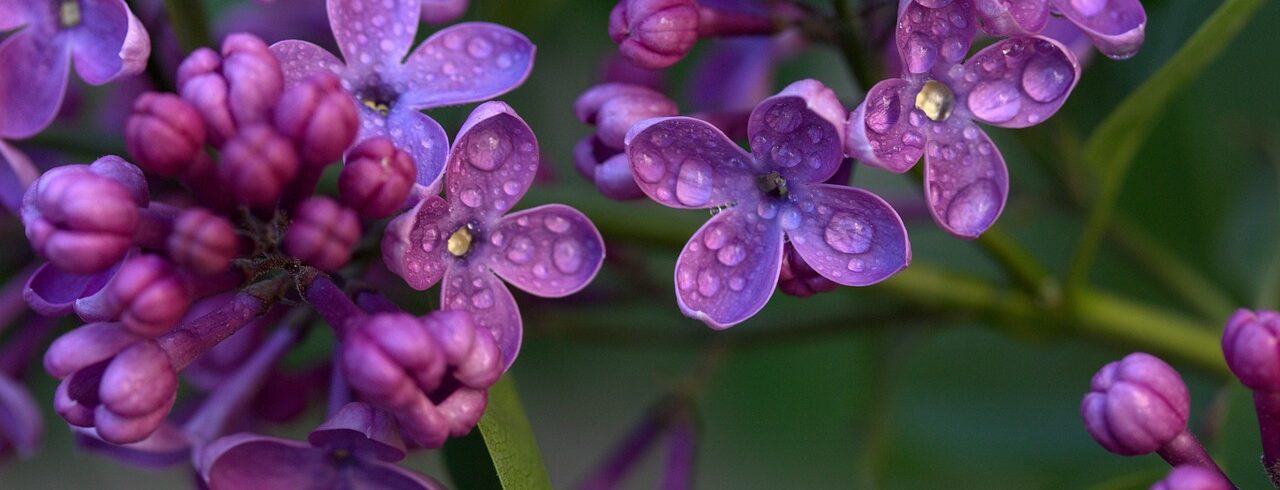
[70,0,151,85]
[923,123,1008,238]
[844,78,924,173]
[897,0,976,74]
[382,195,455,291]
[446,102,539,220]
[270,39,344,86]
[488,204,605,298]
[0,374,42,458]
[674,207,784,330]
[440,263,522,371]
[328,0,420,69]
[746,80,846,184]
[975,0,1049,37]
[401,22,535,109]
[625,117,756,209]
[0,140,37,214]
[960,36,1079,129]
[785,183,911,286]
[1051,0,1146,59]
[0,32,71,139]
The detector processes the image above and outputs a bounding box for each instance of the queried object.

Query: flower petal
[0,0,30,31]
[625,117,756,209]
[959,36,1079,128]
[349,460,449,490]
[0,374,42,458]
[270,39,344,87]
[0,140,37,214]
[487,204,605,298]
[1051,0,1145,59]
[0,31,70,139]
[747,80,846,184]
[897,0,976,74]
[441,264,521,371]
[445,102,539,220]
[200,433,334,490]
[923,123,1008,238]
[400,22,534,109]
[688,37,778,113]
[785,184,911,286]
[72,423,192,468]
[372,108,451,195]
[24,261,120,318]
[674,207,784,330]
[844,78,924,173]
[975,0,1049,36]
[328,0,420,68]
[71,0,150,85]
[309,402,407,463]
[382,195,456,291]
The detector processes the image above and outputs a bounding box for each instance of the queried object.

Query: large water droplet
[544,215,571,234]
[824,213,874,254]
[780,207,802,230]
[460,188,482,207]
[945,179,1002,236]
[506,236,534,264]
[702,223,728,250]
[677,267,696,291]
[905,34,939,73]
[697,269,721,297]
[467,37,493,58]
[765,104,802,133]
[471,290,494,309]
[866,92,901,134]
[1070,0,1106,16]
[717,244,746,267]
[968,81,1021,123]
[771,143,802,168]
[466,129,511,171]
[757,201,779,220]
[728,276,746,291]
[674,158,713,207]
[633,150,665,183]
[502,181,522,196]
[1022,53,1074,103]
[847,258,866,272]
[553,239,582,273]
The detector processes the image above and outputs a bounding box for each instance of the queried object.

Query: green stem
[1109,216,1238,320]
[974,226,1058,302]
[163,0,212,52]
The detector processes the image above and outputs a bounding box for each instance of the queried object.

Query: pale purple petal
[0,374,42,458]
[844,78,924,173]
[421,0,469,24]
[0,140,38,214]
[747,80,846,184]
[200,434,334,489]
[975,0,1049,36]
[897,0,976,74]
[309,402,406,463]
[959,36,1079,128]
[784,184,911,286]
[674,207,784,330]
[71,0,151,85]
[44,322,141,379]
[0,0,29,31]
[923,124,1008,238]
[269,39,344,87]
[1042,17,1095,65]
[624,117,756,209]
[1051,0,1145,59]
[24,261,121,318]
[445,102,539,220]
[487,204,605,298]
[384,108,450,193]
[441,264,521,371]
[401,23,535,109]
[72,423,192,468]
[382,195,456,291]
[328,0,421,68]
[0,32,71,139]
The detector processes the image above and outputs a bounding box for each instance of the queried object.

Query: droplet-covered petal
[747,79,846,184]
[269,39,344,86]
[844,78,924,173]
[897,0,976,74]
[382,196,456,291]
[0,32,71,138]
[445,102,539,220]
[625,117,756,209]
[328,0,421,69]
[674,208,784,330]
[960,36,1079,128]
[975,0,1049,36]
[785,184,911,286]
[922,123,1008,238]
[488,204,605,298]
[1051,0,1145,59]
[440,264,522,371]
[401,22,535,109]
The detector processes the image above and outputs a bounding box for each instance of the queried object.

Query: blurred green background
[3,0,1280,488]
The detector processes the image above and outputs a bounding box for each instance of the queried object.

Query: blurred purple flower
[964,0,1144,59]
[421,0,469,24]
[608,0,783,69]
[1150,465,1235,490]
[626,80,910,328]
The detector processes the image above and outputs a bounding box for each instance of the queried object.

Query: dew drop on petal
[1070,0,1106,16]
[460,188,482,207]
[945,179,1001,236]
[1022,54,1074,103]
[544,215,570,234]
[765,104,802,133]
[533,263,550,278]
[697,269,721,297]
[490,231,506,246]
[467,37,493,58]
[633,150,665,183]
[553,239,583,273]
[780,207,802,230]
[675,158,713,207]
[677,266,696,291]
[847,257,866,272]
[702,224,728,250]
[471,290,494,309]
[866,93,901,134]
[506,236,534,264]
[757,201,778,220]
[467,129,510,171]
[717,244,746,267]
[503,181,522,196]
[771,143,802,168]
[967,81,1021,123]
[729,276,746,291]
[824,213,874,254]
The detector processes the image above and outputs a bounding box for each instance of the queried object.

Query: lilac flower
[1221,309,1280,485]
[283,196,361,273]
[574,83,678,200]
[608,0,784,70]
[976,0,1145,59]
[1150,465,1235,490]
[626,80,910,328]
[270,0,536,194]
[382,102,606,368]
[200,403,445,490]
[0,0,151,138]
[847,0,1080,238]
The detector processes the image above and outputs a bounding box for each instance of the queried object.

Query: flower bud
[342,313,447,409]
[338,137,416,218]
[22,166,139,273]
[575,83,677,148]
[778,244,838,298]
[283,197,361,272]
[88,156,150,206]
[126,92,207,177]
[274,73,358,167]
[1222,308,1280,392]
[218,124,300,207]
[168,208,239,275]
[220,33,283,129]
[178,48,237,147]
[420,0,470,24]
[609,0,700,69]
[109,255,191,337]
[1082,352,1189,456]
[1150,465,1234,490]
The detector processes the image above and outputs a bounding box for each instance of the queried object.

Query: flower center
[59,0,81,28]
[357,84,396,117]
[447,225,474,257]
[757,171,788,199]
[914,80,955,122]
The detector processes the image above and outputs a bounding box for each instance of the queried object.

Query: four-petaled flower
[848,0,1080,238]
[626,80,911,329]
[0,0,150,138]
[383,102,606,369]
[270,0,535,195]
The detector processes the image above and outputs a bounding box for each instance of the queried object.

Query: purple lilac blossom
[0,0,151,138]
[339,137,418,219]
[627,80,910,328]
[847,0,1080,238]
[270,0,535,194]
[421,0,469,24]
[1150,465,1236,490]
[1221,309,1280,485]
[382,102,606,368]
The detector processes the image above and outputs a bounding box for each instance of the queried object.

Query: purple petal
[897,0,976,74]
[344,461,448,490]
[747,80,846,184]
[440,264,522,371]
[0,32,71,139]
[200,434,333,489]
[0,140,38,214]
[959,36,1079,128]
[445,102,539,220]
[400,22,535,109]
[674,207,784,330]
[269,39,344,86]
[688,37,777,113]
[328,0,420,68]
[70,0,151,85]
[72,423,192,468]
[784,184,911,286]
[382,195,456,291]
[0,374,42,458]
[624,117,756,209]
[923,124,1008,238]
[309,402,407,463]
[24,261,120,317]
[487,204,605,298]
[44,322,141,379]
[379,108,451,194]
[1051,0,1145,59]
[844,78,924,173]
[0,0,29,31]
[975,0,1049,36]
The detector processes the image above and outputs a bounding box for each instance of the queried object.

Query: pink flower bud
[338,137,416,219]
[126,93,207,177]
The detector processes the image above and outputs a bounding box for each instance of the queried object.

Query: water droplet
[780,207,802,230]
[729,276,746,291]
[467,129,511,171]
[677,267,696,291]
[717,244,746,267]
[471,290,494,309]
[824,213,874,254]
[902,131,925,147]
[967,81,1021,123]
[945,180,1002,236]
[490,231,506,246]
[771,143,802,168]
[905,34,938,73]
[757,201,778,220]
[533,263,550,278]
[962,126,979,140]
[1022,52,1074,103]
[702,224,728,250]
[866,93,901,134]
[503,181,522,196]
[497,53,513,68]
[506,236,533,264]
[553,239,583,273]
[467,37,493,58]
[633,150,665,183]
[847,258,866,272]
[405,260,420,273]
[545,215,570,234]
[1070,0,1106,16]
[442,62,457,75]
[675,158,713,207]
[697,269,721,296]
[444,33,464,50]
[765,104,801,133]
[460,188,482,207]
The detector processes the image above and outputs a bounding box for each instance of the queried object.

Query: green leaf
[477,375,554,490]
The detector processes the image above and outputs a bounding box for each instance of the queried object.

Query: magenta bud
[126,92,208,177]
[275,73,358,167]
[778,243,838,298]
[1151,465,1234,490]
[21,166,140,273]
[609,0,701,69]
[1222,309,1280,392]
[421,0,470,24]
[88,156,150,207]
[283,197,361,272]
[1082,353,1189,456]
[109,255,191,337]
[99,340,178,419]
[218,124,300,207]
[342,312,446,409]
[338,137,417,218]
[178,48,237,147]
[220,33,284,129]
[168,208,239,275]
[575,83,678,148]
